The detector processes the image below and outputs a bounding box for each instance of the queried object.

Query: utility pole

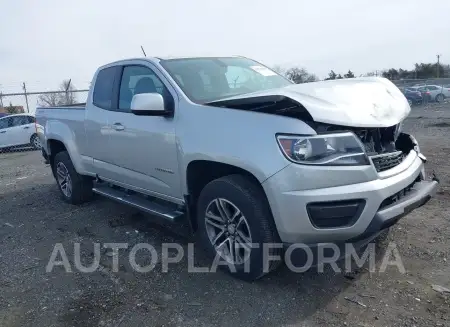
[22,82,29,113]
[65,79,71,104]
[437,54,441,78]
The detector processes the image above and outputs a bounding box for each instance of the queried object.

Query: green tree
[325,70,337,80]
[382,68,399,80]
[344,70,355,78]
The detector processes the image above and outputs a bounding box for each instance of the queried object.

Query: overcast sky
[1,0,449,110]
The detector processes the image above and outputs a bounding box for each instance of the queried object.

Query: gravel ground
[0,103,449,327]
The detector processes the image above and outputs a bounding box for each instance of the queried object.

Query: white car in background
[0,113,41,151]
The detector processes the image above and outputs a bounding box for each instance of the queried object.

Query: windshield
[160,57,292,103]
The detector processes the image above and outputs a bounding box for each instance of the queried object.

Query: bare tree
[272,65,287,76]
[37,92,62,107]
[61,79,77,105]
[38,79,78,107]
[362,71,377,77]
[285,67,318,84]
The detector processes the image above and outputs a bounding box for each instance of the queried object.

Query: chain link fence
[0,87,88,154]
[1,77,449,155]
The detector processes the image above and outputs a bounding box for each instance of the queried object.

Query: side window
[27,116,36,124]
[93,66,118,110]
[118,65,172,112]
[11,116,27,126]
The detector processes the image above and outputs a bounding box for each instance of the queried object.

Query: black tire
[196,174,282,281]
[53,151,93,205]
[30,134,41,150]
[436,94,444,103]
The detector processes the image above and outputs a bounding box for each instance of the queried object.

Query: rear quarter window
[93,66,118,109]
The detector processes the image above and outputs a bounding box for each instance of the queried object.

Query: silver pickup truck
[36,56,438,280]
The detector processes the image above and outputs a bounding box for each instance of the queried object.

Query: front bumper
[263,150,438,244]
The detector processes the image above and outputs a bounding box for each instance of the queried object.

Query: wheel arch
[185,160,269,231]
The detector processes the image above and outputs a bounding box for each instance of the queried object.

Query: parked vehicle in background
[399,87,423,106]
[0,114,41,151]
[411,85,450,103]
[36,56,438,280]
[409,86,432,103]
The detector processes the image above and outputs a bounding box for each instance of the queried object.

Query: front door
[105,63,182,202]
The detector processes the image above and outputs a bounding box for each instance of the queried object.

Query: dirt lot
[0,104,449,327]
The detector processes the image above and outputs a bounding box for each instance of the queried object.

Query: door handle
[112,123,125,131]
[0,131,5,134]
[23,126,30,129]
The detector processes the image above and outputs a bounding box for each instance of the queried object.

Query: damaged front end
[313,122,419,173]
[206,78,420,173]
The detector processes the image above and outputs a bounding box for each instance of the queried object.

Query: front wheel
[196,174,282,281]
[53,151,93,204]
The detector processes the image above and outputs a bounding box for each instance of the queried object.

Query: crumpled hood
[216,77,410,128]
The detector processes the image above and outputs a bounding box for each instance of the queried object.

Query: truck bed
[35,105,87,156]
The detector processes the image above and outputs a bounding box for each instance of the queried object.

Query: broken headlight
[277,132,370,166]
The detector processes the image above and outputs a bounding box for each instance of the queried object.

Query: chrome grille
[370,151,404,172]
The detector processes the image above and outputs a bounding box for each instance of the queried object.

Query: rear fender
[45,120,84,174]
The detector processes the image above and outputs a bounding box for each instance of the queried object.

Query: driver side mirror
[130,93,171,116]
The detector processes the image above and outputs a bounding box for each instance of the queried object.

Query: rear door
[8,116,31,146]
[104,63,182,201]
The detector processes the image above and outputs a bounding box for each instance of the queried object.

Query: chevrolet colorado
[36,56,438,280]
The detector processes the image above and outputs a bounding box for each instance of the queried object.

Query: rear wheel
[436,94,445,103]
[196,174,282,281]
[53,151,93,204]
[30,134,41,150]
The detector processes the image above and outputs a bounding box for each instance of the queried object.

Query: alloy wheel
[204,198,252,264]
[56,162,72,198]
